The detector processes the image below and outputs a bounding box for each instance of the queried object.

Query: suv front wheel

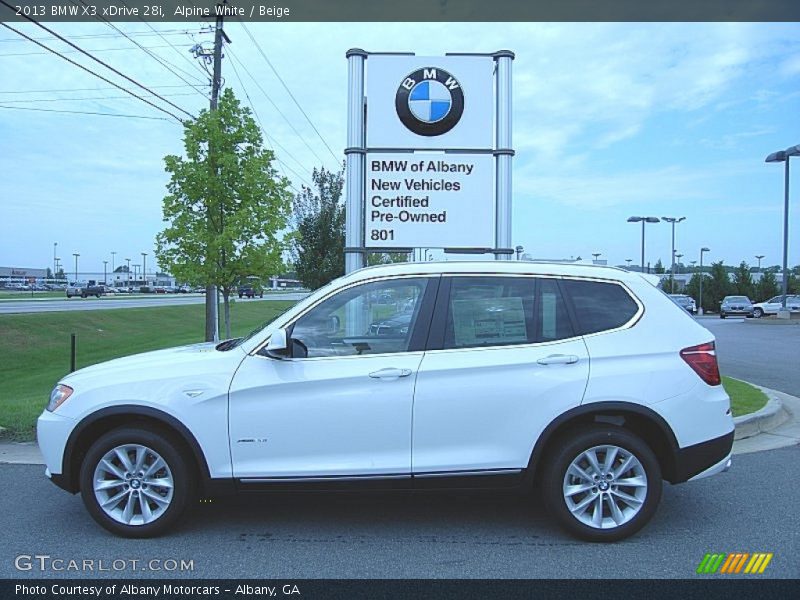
[542,426,662,542]
[79,426,192,538]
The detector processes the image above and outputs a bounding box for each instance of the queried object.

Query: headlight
[47,384,73,412]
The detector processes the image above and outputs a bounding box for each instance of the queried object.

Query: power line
[0,3,195,119]
[226,46,320,178]
[0,21,183,122]
[0,29,204,43]
[225,48,309,191]
[119,0,211,81]
[0,84,197,95]
[70,0,209,98]
[225,45,328,168]
[0,92,199,104]
[0,104,173,121]
[240,21,339,164]
[0,43,193,57]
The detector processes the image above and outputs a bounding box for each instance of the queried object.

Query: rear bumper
[671,430,734,483]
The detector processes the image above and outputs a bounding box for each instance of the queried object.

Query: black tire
[541,425,662,542]
[719,313,726,319]
[753,308,763,318]
[79,426,193,538]
[81,293,87,298]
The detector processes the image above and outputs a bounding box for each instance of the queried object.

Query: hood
[61,341,241,388]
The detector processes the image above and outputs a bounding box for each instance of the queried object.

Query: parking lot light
[766,144,799,312]
[627,216,660,272]
[662,217,686,292]
[699,247,710,315]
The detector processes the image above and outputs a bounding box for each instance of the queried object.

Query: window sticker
[451,296,527,347]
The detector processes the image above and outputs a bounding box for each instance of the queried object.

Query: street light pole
[53,242,57,280]
[592,253,601,263]
[125,258,131,288]
[662,217,686,293]
[755,255,764,272]
[625,258,632,269]
[766,144,799,313]
[72,253,79,282]
[675,253,683,274]
[627,216,660,272]
[103,261,108,285]
[141,252,148,286]
[699,247,710,315]
[111,251,116,273]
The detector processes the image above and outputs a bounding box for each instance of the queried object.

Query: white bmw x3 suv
[38,261,734,541]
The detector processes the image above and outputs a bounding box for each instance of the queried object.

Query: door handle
[369,368,413,379]
[536,354,579,366]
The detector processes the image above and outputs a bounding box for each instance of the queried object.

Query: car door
[412,276,590,476]
[228,276,438,479]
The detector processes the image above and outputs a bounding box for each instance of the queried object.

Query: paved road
[2,445,799,579]
[696,316,799,396]
[0,293,308,314]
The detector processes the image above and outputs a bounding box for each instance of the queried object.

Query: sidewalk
[2,385,798,466]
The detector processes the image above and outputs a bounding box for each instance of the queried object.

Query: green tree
[367,252,410,266]
[156,88,291,339]
[754,270,780,301]
[653,259,665,274]
[731,261,754,298]
[291,166,346,290]
[705,261,732,312]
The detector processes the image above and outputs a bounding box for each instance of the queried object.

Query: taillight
[680,341,721,386]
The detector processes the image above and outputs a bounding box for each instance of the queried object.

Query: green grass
[723,376,769,418]
[0,291,64,300]
[0,301,293,441]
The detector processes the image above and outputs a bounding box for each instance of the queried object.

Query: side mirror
[265,328,289,358]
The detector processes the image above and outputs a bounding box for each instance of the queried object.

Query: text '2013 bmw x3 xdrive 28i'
[38,261,734,541]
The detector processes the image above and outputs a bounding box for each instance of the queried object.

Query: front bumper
[36,409,77,488]
[672,430,734,483]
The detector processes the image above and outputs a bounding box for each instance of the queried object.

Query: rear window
[561,279,639,335]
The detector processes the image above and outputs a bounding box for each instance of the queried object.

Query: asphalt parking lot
[1,444,798,579]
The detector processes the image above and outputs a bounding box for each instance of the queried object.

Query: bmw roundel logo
[395,67,465,137]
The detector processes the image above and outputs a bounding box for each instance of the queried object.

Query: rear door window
[561,279,639,335]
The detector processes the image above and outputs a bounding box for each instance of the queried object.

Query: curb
[732,389,790,441]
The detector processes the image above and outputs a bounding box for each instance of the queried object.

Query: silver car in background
[719,295,754,319]
[752,295,800,318]
[669,294,696,314]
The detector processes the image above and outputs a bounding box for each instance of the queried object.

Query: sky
[1,21,799,276]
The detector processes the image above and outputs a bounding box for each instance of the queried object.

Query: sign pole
[345,48,368,274]
[494,50,515,261]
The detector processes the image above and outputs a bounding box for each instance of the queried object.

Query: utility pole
[201,2,231,342]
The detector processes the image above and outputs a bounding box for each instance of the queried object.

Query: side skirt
[231,469,525,493]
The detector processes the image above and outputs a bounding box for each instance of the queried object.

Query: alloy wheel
[562,445,648,529]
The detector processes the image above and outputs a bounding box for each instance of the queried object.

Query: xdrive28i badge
[395,67,465,137]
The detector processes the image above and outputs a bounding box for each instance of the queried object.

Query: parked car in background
[719,296,754,319]
[752,295,800,318]
[178,285,192,293]
[39,261,733,541]
[238,283,264,298]
[66,282,105,298]
[668,294,696,314]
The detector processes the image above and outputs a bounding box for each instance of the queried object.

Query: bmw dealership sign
[345,50,514,269]
[366,55,494,149]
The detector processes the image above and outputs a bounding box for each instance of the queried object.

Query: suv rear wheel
[79,426,192,538]
[542,426,662,542]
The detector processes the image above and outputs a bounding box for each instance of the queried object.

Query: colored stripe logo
[697,552,773,574]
